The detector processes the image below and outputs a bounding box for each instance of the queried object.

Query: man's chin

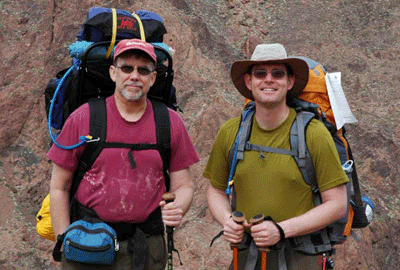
[122,90,145,102]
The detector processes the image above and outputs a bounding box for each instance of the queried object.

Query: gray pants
[61,234,167,270]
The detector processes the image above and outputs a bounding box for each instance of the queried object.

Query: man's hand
[249,220,281,247]
[160,199,184,227]
[223,214,249,244]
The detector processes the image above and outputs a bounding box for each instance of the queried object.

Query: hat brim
[231,58,309,100]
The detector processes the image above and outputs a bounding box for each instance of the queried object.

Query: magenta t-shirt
[47,96,199,223]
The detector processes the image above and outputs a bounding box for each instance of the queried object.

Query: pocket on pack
[63,217,119,265]
[351,194,374,228]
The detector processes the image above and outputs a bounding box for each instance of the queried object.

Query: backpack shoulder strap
[228,102,255,210]
[290,110,321,205]
[150,99,171,191]
[71,98,107,198]
[228,103,255,180]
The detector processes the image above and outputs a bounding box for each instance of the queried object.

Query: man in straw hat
[204,43,348,269]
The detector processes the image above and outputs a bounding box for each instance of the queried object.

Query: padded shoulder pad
[290,111,317,189]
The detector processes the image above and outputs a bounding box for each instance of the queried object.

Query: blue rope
[225,108,253,195]
[48,60,90,150]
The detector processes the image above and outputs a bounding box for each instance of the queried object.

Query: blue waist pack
[53,217,119,265]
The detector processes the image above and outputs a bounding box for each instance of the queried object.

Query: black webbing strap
[151,100,171,191]
[70,97,107,199]
[347,144,363,206]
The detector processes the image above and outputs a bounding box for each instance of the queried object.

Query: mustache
[125,82,143,87]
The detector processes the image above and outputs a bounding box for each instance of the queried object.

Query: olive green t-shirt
[203,108,348,222]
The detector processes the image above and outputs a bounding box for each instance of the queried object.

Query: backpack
[38,7,175,243]
[44,7,177,131]
[229,57,374,255]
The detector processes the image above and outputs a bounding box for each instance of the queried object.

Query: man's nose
[129,67,141,79]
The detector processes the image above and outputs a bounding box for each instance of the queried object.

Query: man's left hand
[160,200,184,227]
[249,220,281,247]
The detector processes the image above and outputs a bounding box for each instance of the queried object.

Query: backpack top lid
[293,56,336,128]
[77,8,168,44]
[77,7,142,43]
[134,10,167,42]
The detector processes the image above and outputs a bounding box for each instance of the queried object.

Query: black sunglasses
[116,65,154,76]
[252,69,287,79]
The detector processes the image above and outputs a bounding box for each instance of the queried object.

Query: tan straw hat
[231,43,309,100]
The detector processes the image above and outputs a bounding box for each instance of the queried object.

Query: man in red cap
[204,43,348,269]
[49,39,199,269]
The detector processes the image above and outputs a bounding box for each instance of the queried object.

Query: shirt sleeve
[203,117,240,191]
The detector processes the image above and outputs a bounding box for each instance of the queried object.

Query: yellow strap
[133,13,146,41]
[105,8,117,59]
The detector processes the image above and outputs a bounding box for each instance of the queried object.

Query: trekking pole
[231,211,245,270]
[162,192,176,270]
[250,213,269,270]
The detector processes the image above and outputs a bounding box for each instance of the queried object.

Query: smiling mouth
[261,88,276,92]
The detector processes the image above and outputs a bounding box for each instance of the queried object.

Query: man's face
[109,53,156,103]
[244,63,295,107]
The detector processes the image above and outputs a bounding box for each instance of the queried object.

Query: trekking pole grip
[162,192,176,204]
[162,192,176,270]
[162,192,176,230]
[231,211,245,270]
[250,213,269,251]
[250,213,269,270]
[231,211,245,248]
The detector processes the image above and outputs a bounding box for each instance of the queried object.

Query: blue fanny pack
[53,217,119,265]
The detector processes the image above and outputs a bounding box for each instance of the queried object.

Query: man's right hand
[223,214,249,244]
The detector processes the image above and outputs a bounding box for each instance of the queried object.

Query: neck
[254,101,290,130]
[114,94,148,122]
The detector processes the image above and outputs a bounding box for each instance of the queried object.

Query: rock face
[0,0,399,269]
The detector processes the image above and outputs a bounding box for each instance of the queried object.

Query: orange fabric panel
[298,65,336,127]
[343,204,354,238]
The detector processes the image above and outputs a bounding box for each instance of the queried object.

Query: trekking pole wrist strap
[52,233,65,262]
[264,216,286,243]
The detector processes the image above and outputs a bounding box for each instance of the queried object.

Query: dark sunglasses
[116,65,154,76]
[252,69,287,79]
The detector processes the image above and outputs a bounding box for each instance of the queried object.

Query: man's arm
[251,184,347,247]
[49,163,74,237]
[160,168,194,227]
[207,184,247,244]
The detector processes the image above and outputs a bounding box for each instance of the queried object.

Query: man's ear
[244,73,252,92]
[287,75,295,91]
[109,65,116,82]
[149,71,157,87]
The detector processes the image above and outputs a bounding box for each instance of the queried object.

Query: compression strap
[133,13,146,41]
[105,8,117,59]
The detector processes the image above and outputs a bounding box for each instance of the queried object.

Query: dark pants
[61,233,167,270]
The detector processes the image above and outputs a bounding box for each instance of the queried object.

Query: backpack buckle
[80,135,100,143]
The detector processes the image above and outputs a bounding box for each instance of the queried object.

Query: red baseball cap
[113,39,157,64]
